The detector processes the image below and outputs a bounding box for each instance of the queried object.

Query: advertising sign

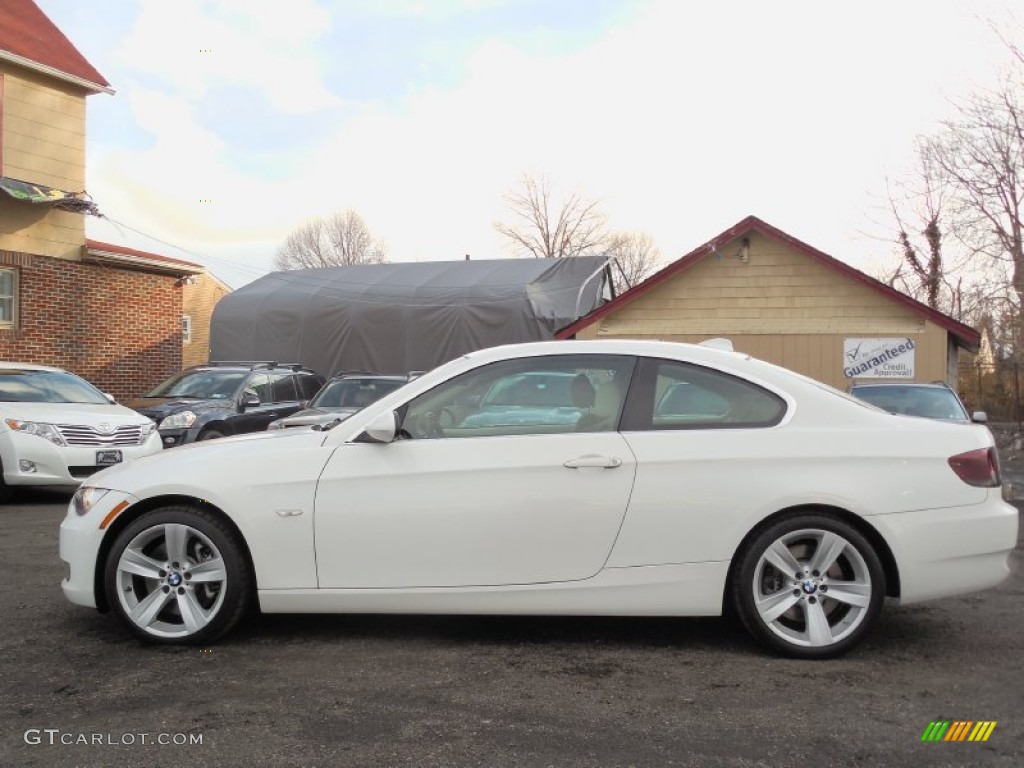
[843,338,915,379]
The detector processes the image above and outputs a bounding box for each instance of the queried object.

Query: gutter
[0,50,115,95]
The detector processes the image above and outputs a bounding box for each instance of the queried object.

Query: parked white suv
[0,363,161,502]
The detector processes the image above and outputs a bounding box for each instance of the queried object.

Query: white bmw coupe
[60,340,1018,658]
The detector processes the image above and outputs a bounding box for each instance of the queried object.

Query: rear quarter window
[622,358,786,430]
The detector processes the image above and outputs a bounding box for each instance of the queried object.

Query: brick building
[0,0,208,399]
[182,272,232,368]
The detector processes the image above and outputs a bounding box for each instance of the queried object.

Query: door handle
[563,455,623,469]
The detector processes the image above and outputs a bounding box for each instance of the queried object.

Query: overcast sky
[35,0,1021,288]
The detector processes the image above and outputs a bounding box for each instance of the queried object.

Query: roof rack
[328,370,385,378]
[207,361,311,372]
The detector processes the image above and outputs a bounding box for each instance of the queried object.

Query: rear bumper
[871,493,1019,604]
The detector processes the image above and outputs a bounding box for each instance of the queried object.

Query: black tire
[103,505,253,645]
[730,513,885,659]
[198,429,225,441]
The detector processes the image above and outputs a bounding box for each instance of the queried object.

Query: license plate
[96,450,123,466]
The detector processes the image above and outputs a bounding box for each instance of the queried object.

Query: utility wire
[97,214,609,309]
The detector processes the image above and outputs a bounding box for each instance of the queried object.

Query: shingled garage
[558,216,980,390]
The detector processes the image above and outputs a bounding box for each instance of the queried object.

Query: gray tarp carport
[209,256,610,375]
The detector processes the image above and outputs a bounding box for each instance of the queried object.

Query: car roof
[188,364,318,374]
[850,382,952,390]
[464,339,753,363]
[0,362,65,372]
[327,373,408,381]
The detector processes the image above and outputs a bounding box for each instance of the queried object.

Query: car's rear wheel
[731,514,885,659]
[104,506,252,644]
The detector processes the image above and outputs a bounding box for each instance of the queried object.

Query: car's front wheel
[731,513,885,659]
[104,506,252,644]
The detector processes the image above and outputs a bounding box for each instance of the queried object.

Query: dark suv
[126,363,325,447]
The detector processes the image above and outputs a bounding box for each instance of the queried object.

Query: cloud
[114,0,339,113]
[86,0,1020,288]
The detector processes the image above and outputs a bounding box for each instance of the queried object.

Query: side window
[622,358,785,430]
[0,267,19,328]
[243,373,272,404]
[270,373,298,402]
[400,354,635,440]
[298,374,322,400]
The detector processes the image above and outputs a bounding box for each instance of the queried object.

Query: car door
[314,354,638,588]
[228,372,287,433]
[607,356,790,568]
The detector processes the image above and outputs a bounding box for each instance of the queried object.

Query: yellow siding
[182,274,232,368]
[0,64,88,259]
[0,198,83,260]
[1,62,87,190]
[580,232,952,388]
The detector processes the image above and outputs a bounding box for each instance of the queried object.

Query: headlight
[139,421,157,440]
[160,410,197,429]
[4,419,66,446]
[71,486,111,516]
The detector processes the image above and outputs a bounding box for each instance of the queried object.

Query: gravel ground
[0,479,1021,768]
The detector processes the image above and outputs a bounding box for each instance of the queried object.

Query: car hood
[86,427,332,497]
[276,407,358,426]
[0,402,153,426]
[124,397,232,420]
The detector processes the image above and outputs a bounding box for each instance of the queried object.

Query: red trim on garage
[557,215,980,350]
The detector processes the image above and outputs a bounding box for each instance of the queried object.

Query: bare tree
[274,210,388,270]
[923,66,1024,322]
[494,175,607,259]
[604,231,661,294]
[883,142,957,311]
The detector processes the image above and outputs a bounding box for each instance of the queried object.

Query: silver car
[267,374,409,430]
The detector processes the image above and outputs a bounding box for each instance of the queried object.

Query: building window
[182,315,192,343]
[0,268,18,328]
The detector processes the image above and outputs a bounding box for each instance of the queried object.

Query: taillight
[948,447,1001,487]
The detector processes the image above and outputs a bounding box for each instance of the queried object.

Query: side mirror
[971,411,988,424]
[240,393,260,411]
[357,411,398,443]
[103,392,116,404]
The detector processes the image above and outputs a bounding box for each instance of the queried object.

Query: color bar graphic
[921,721,996,742]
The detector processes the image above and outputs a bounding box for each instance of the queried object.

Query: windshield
[850,385,969,421]
[0,369,110,404]
[311,378,405,409]
[146,370,248,399]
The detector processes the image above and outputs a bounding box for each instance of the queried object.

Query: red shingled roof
[86,239,205,273]
[557,215,981,351]
[0,0,110,92]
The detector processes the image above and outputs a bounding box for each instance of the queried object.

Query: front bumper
[59,489,139,609]
[1,433,162,487]
[872,491,1019,604]
[157,423,214,447]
